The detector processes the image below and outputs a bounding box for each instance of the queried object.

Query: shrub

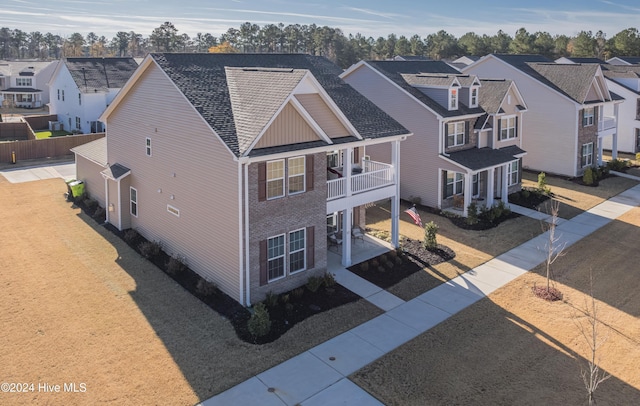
[384,260,394,270]
[247,303,271,338]
[264,291,279,308]
[379,254,388,263]
[466,201,479,225]
[388,249,397,258]
[83,197,98,208]
[370,259,379,268]
[292,287,304,299]
[166,254,187,275]
[323,272,336,287]
[306,275,324,293]
[196,278,217,297]
[92,206,105,221]
[537,172,551,195]
[359,261,370,272]
[606,158,629,172]
[280,294,290,304]
[139,240,162,259]
[394,256,403,265]
[123,229,140,244]
[377,266,386,273]
[583,167,594,185]
[423,221,439,250]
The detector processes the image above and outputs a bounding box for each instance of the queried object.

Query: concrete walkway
[202,181,640,406]
[0,160,76,183]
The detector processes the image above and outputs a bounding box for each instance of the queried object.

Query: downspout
[244,162,251,306]
[104,173,109,224]
[237,161,244,306]
[116,178,122,230]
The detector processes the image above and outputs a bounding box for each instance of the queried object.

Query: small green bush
[583,167,594,185]
[537,172,551,195]
[306,275,324,293]
[123,229,140,244]
[264,291,279,308]
[323,272,336,287]
[292,287,304,299]
[139,240,162,259]
[423,221,439,250]
[247,303,271,338]
[196,278,217,297]
[92,206,105,220]
[466,201,478,225]
[280,294,290,304]
[606,159,629,172]
[166,254,187,275]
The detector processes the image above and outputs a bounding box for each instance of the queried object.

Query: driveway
[0,161,76,183]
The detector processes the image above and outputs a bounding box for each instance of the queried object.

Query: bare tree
[534,200,566,300]
[573,272,611,405]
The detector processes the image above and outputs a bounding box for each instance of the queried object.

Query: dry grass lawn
[0,177,381,405]
[352,205,640,404]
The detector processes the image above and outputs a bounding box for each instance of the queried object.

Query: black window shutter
[464,121,470,144]
[306,226,315,269]
[514,116,518,138]
[258,162,267,202]
[444,123,449,148]
[306,155,314,191]
[259,240,267,285]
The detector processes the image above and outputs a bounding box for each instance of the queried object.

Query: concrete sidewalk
[0,160,75,183]
[201,181,640,406]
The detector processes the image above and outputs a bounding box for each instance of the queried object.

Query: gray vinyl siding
[344,65,443,208]
[105,62,242,302]
[467,59,579,177]
[75,156,106,207]
[419,87,448,109]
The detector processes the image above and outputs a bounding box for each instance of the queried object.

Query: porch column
[463,172,472,217]
[612,104,619,160]
[486,167,495,207]
[391,140,400,248]
[501,165,509,202]
[341,207,352,266]
[597,140,604,166]
[344,147,353,197]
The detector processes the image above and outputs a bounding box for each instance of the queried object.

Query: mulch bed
[72,195,361,345]
[349,238,455,290]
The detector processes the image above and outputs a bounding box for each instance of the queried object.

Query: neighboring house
[49,58,138,134]
[449,56,481,70]
[606,56,640,65]
[555,57,606,65]
[392,55,432,61]
[600,64,640,153]
[341,60,527,217]
[0,60,58,109]
[464,54,621,177]
[72,53,410,306]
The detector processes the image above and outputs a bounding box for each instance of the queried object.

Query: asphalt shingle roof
[615,56,640,64]
[150,53,409,157]
[365,60,485,118]
[493,54,604,104]
[446,145,525,171]
[70,137,107,166]
[65,57,138,92]
[477,79,513,114]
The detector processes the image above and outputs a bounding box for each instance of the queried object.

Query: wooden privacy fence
[0,133,104,163]
[0,122,29,140]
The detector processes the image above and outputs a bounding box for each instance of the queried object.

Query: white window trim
[472,173,479,197]
[267,159,285,200]
[130,187,138,217]
[287,156,306,196]
[582,143,594,167]
[583,107,595,127]
[447,122,465,147]
[267,233,286,282]
[446,171,464,198]
[508,160,519,186]
[499,116,517,141]
[75,117,81,130]
[145,137,152,157]
[470,87,478,108]
[288,228,306,274]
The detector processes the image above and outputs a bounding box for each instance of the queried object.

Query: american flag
[404,206,423,228]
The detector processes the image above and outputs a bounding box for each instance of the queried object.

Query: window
[582,143,593,167]
[445,171,464,198]
[145,137,152,156]
[500,116,517,140]
[327,150,341,168]
[583,107,595,127]
[267,160,285,199]
[287,156,305,195]
[57,89,60,100]
[472,173,479,196]
[130,187,138,217]
[62,90,65,101]
[75,117,81,130]
[447,122,465,147]
[78,93,82,105]
[289,229,306,273]
[470,87,478,107]
[449,87,458,110]
[267,234,285,281]
[636,99,640,120]
[16,78,32,86]
[636,128,640,151]
[508,160,520,186]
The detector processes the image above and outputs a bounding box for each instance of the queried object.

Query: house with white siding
[72,53,410,306]
[48,58,138,133]
[600,65,640,154]
[0,60,58,109]
[341,60,527,217]
[606,56,640,66]
[464,54,622,177]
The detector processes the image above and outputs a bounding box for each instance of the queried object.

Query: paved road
[0,162,76,183]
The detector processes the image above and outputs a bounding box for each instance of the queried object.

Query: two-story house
[601,64,640,154]
[48,58,138,133]
[71,53,410,306]
[0,60,58,109]
[341,60,527,217]
[464,54,622,177]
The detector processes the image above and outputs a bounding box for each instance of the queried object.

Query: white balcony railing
[598,116,616,132]
[327,160,394,201]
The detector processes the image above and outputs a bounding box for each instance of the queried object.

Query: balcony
[327,160,394,201]
[598,116,616,133]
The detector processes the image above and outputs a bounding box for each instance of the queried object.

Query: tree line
[1,22,640,68]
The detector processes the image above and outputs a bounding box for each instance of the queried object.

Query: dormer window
[470,87,478,108]
[449,87,458,110]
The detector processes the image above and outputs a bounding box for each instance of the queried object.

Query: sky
[1,0,640,40]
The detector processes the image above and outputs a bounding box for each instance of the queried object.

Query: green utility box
[67,180,85,198]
